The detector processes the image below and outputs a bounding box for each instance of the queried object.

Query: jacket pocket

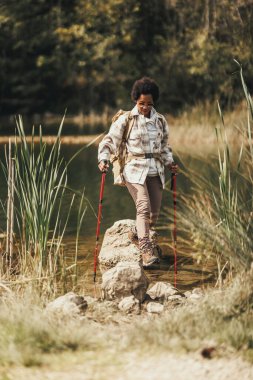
[127,128,142,149]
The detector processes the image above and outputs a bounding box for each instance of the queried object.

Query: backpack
[110,110,135,186]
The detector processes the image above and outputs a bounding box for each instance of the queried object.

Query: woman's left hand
[167,162,178,174]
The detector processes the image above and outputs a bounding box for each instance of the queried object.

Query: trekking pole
[93,170,106,283]
[171,173,177,288]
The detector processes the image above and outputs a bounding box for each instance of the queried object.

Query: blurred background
[0,0,252,130]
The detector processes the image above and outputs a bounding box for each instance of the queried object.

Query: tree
[0,0,252,117]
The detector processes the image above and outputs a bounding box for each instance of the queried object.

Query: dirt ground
[3,351,253,380]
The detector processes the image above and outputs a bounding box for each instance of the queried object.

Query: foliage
[0,0,253,117]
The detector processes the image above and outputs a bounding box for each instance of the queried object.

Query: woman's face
[136,94,154,117]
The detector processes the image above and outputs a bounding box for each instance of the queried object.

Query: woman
[98,77,177,267]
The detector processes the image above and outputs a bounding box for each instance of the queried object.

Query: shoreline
[0,134,104,145]
[0,130,245,156]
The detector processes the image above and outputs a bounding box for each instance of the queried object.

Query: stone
[46,292,88,316]
[118,296,140,314]
[164,294,184,308]
[184,288,204,301]
[98,219,162,269]
[147,282,179,301]
[101,261,149,302]
[188,293,202,300]
[147,302,164,314]
[99,220,141,269]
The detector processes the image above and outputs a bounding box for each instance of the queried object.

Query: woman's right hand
[168,162,178,174]
[98,160,110,172]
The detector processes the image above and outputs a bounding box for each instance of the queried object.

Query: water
[0,142,217,292]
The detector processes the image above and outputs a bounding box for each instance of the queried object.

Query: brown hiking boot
[152,244,162,260]
[141,249,160,267]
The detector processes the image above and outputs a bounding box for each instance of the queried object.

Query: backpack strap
[117,112,135,175]
[110,111,135,164]
[122,112,135,142]
[156,112,164,119]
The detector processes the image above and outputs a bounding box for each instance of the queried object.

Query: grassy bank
[0,269,252,370]
[167,100,251,158]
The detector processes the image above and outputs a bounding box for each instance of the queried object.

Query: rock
[99,220,141,268]
[188,293,202,300]
[201,347,217,359]
[118,296,140,314]
[46,292,88,316]
[184,288,204,299]
[147,282,180,301]
[164,294,184,308]
[167,295,183,301]
[98,219,162,269]
[101,261,149,302]
[147,302,164,314]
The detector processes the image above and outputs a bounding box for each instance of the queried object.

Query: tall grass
[0,116,91,292]
[14,116,74,272]
[172,64,253,279]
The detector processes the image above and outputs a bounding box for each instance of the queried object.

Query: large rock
[46,292,88,316]
[101,261,149,302]
[99,220,141,268]
[98,219,160,269]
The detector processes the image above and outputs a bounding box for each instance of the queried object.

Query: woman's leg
[146,176,163,229]
[125,181,150,239]
[126,179,160,266]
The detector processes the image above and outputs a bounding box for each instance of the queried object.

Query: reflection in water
[0,142,217,292]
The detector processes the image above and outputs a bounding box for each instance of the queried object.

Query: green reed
[213,63,252,269]
[1,115,90,286]
[174,64,253,278]
[16,117,69,270]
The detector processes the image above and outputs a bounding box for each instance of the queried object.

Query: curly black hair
[131,77,160,103]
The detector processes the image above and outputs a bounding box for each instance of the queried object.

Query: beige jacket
[98,105,174,188]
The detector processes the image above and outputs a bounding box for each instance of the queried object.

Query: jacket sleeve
[98,114,127,162]
[160,116,174,166]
